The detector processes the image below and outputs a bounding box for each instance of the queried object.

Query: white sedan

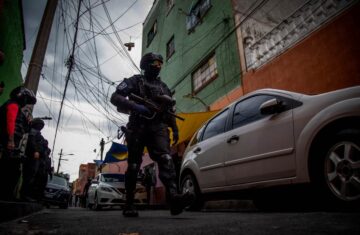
[180,86,360,210]
[87,173,126,210]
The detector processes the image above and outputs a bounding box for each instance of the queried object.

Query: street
[0,206,359,235]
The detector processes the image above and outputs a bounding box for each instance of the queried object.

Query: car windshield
[48,176,68,187]
[101,174,125,182]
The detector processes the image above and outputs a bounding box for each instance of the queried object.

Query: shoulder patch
[117,81,127,90]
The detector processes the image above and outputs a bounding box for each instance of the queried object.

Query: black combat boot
[122,192,138,217]
[168,186,195,216]
[122,204,138,217]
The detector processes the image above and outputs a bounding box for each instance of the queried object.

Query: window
[189,125,205,146]
[166,0,174,15]
[202,109,229,141]
[186,0,211,33]
[147,20,157,47]
[49,176,68,187]
[166,35,175,59]
[192,54,217,93]
[232,95,274,129]
[102,174,125,182]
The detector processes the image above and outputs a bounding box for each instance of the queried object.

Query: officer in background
[21,118,46,201]
[111,52,193,217]
[37,139,52,200]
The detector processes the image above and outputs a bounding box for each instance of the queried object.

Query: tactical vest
[128,75,173,126]
[0,101,28,149]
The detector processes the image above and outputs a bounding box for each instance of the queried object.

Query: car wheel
[87,201,93,209]
[94,193,102,211]
[311,129,360,208]
[181,173,203,211]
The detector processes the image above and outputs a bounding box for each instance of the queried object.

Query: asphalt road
[0,207,359,235]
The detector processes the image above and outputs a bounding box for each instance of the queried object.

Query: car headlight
[100,186,112,192]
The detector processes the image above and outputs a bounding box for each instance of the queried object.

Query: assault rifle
[129,93,185,121]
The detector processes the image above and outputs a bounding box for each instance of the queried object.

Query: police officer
[21,118,46,201]
[111,52,193,217]
[0,86,36,200]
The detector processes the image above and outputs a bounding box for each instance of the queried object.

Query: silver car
[180,86,360,210]
[87,173,126,210]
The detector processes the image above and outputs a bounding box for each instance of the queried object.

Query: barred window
[192,54,217,93]
[147,20,157,47]
[186,0,211,33]
[166,35,175,60]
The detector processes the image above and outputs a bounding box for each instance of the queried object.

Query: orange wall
[213,3,360,109]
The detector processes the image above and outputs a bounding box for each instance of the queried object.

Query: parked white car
[87,173,146,210]
[180,86,360,210]
[87,173,126,210]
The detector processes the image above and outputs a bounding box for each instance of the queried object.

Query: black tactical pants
[125,123,177,204]
[21,157,39,199]
[0,154,22,201]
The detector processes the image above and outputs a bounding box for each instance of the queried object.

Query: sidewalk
[0,200,43,223]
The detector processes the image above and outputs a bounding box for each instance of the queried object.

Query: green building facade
[0,0,25,104]
[142,0,241,112]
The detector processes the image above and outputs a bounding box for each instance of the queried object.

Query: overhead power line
[52,0,83,160]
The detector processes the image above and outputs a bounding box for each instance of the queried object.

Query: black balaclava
[140,53,163,80]
[144,64,161,80]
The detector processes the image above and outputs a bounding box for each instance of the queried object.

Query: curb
[0,201,43,223]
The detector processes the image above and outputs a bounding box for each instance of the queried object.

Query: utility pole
[100,138,105,161]
[24,0,59,95]
[100,138,105,173]
[56,148,63,174]
[57,148,73,174]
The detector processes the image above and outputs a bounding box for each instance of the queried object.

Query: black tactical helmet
[31,118,45,130]
[10,86,37,105]
[140,53,163,70]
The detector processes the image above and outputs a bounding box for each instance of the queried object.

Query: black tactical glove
[132,103,151,115]
[172,129,179,145]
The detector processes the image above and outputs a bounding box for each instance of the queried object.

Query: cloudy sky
[21,0,153,181]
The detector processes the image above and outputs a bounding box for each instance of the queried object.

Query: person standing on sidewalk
[111,52,193,217]
[0,86,36,200]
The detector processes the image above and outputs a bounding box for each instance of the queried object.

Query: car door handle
[227,135,239,144]
[193,147,201,153]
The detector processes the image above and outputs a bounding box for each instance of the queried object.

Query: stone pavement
[0,199,255,223]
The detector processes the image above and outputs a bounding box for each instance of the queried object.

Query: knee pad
[159,154,175,171]
[127,163,139,171]
[126,163,140,180]
[158,154,177,188]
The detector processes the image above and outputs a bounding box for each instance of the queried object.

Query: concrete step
[0,200,43,223]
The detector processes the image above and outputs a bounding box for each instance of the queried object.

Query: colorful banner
[104,142,128,163]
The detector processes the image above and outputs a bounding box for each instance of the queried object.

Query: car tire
[181,174,203,211]
[311,128,360,209]
[94,193,102,211]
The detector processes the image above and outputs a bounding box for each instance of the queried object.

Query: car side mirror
[260,98,283,115]
[91,179,99,184]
